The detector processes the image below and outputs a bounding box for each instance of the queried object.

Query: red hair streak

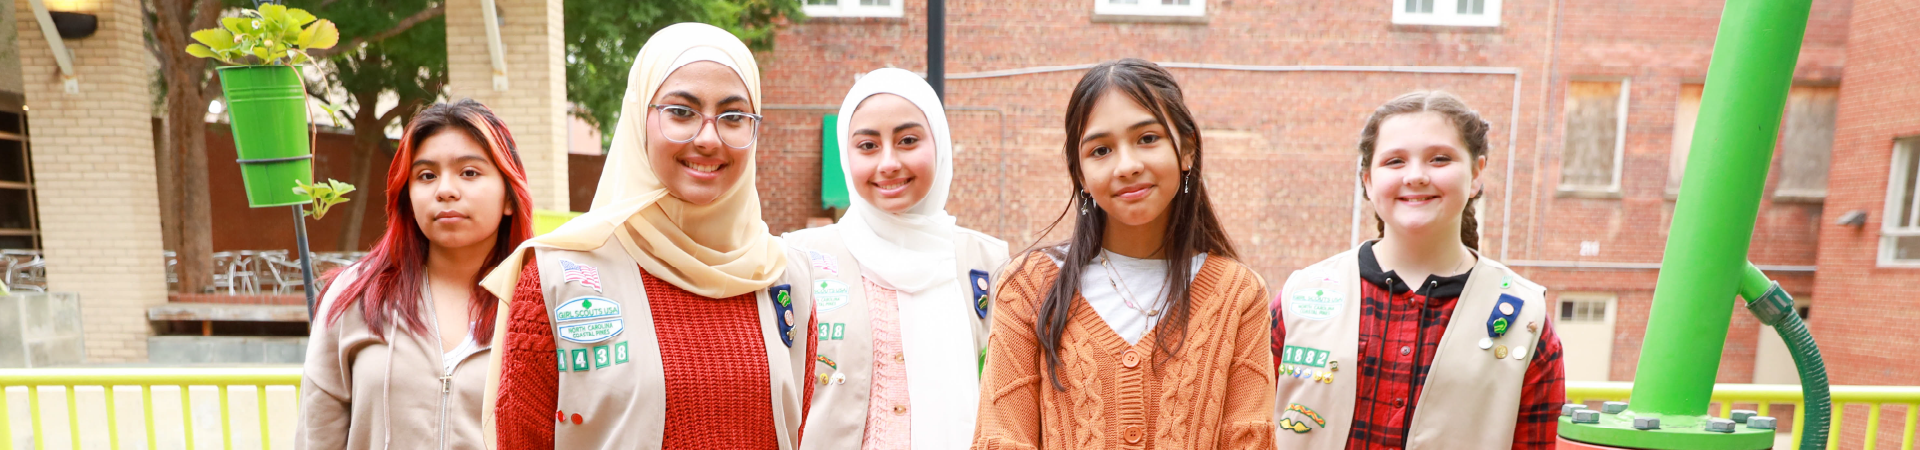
[323,99,536,344]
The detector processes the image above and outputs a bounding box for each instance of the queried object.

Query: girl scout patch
[1278,403,1328,434]
[554,296,623,344]
[771,284,796,347]
[558,319,624,344]
[554,297,621,322]
[813,279,852,313]
[969,269,991,319]
[1287,285,1345,321]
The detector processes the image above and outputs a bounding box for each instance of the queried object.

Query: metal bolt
[1730,409,1758,423]
[1562,404,1584,417]
[1748,416,1778,430]
[1705,418,1737,433]
[1633,417,1661,430]
[1572,410,1601,424]
[1602,401,1629,414]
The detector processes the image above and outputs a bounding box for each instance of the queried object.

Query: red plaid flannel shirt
[1271,244,1565,450]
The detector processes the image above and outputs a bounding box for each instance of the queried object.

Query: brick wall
[759,0,1557,287]
[758,0,1850,385]
[14,0,171,363]
[445,0,570,211]
[1814,0,1920,446]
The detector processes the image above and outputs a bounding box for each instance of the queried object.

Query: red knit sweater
[494,255,814,448]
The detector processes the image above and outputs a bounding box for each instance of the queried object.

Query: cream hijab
[834,68,975,449]
[480,23,784,299]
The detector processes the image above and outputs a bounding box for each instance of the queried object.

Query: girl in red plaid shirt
[1270,91,1566,450]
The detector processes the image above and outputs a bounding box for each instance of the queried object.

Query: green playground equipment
[1553,0,1830,448]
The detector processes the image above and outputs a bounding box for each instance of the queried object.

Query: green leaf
[259,4,291,24]
[328,179,357,196]
[185,44,217,59]
[302,20,340,50]
[287,8,317,27]
[222,17,251,35]
[253,46,276,64]
[191,29,235,50]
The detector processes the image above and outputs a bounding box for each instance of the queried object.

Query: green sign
[821,114,849,209]
[1282,345,1332,368]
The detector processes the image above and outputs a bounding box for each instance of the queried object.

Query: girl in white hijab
[785,68,1009,450]
[479,23,817,450]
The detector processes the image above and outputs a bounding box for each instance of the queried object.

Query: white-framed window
[1558,296,1612,323]
[1094,0,1206,18]
[802,0,903,18]
[1879,137,1920,266]
[1392,0,1501,27]
[1559,79,1630,195]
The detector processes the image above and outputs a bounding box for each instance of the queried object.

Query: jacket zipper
[439,371,452,450]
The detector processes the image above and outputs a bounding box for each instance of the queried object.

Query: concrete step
[147,303,309,323]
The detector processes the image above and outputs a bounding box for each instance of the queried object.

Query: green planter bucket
[218,65,313,208]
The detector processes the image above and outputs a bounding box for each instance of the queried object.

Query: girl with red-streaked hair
[297,99,535,450]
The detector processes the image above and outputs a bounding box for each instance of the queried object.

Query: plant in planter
[185,4,350,317]
[185,4,339,208]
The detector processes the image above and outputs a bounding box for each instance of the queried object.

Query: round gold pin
[1494,345,1510,359]
[1322,373,1335,384]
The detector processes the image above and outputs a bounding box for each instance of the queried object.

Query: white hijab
[834,68,974,449]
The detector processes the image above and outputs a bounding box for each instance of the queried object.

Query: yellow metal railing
[0,367,302,450]
[1568,381,1920,450]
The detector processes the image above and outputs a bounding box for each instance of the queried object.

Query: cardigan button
[893,405,908,415]
[894,353,905,363]
[1121,350,1141,368]
[1123,425,1143,443]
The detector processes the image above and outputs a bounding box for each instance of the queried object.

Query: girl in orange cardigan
[971,59,1276,450]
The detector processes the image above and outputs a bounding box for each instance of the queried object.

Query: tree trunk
[336,92,384,252]
[152,0,220,294]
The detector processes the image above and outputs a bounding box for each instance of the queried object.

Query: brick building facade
[754,0,1855,388]
[1813,0,1920,445]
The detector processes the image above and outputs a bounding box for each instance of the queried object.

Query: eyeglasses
[648,104,762,149]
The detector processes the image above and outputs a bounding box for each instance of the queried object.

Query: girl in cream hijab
[785,68,1009,450]
[481,23,817,450]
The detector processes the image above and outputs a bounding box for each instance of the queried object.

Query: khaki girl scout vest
[781,226,1009,450]
[533,236,816,449]
[1274,245,1546,449]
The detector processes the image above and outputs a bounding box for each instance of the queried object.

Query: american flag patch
[808,250,839,274]
[559,260,603,293]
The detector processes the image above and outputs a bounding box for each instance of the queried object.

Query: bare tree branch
[309,4,446,59]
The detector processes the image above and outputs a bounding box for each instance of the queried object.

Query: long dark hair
[1012,59,1239,390]
[1357,91,1491,249]
[323,99,536,343]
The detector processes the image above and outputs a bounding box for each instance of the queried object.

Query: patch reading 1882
[558,318,624,344]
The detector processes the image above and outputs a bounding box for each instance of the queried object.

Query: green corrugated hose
[1741,263,1830,450]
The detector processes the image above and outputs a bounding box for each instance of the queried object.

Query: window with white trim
[1392,0,1501,27]
[1879,137,1920,266]
[1559,80,1630,195]
[803,0,903,18]
[1095,0,1205,18]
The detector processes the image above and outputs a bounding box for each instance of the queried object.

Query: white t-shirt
[1077,250,1209,345]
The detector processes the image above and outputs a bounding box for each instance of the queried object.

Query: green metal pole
[1631,0,1811,416]
[1557,0,1811,448]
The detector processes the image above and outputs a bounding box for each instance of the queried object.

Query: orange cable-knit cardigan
[972,251,1277,450]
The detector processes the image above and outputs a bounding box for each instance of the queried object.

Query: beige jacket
[298,267,492,450]
[783,225,1009,450]
[1273,245,1547,449]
